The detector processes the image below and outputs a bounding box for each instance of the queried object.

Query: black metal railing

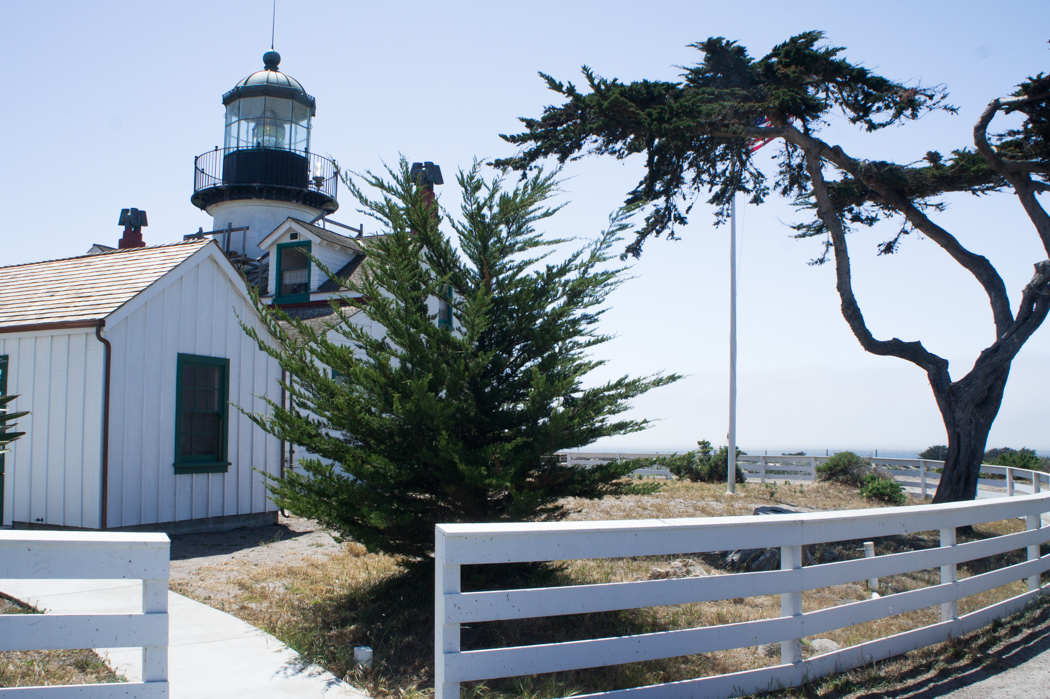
[193,147,338,200]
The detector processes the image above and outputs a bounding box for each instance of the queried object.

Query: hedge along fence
[435,492,1050,699]
[0,531,170,698]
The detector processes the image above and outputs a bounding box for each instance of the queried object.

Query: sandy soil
[168,514,343,604]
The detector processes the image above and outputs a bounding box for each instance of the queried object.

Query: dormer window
[276,241,310,303]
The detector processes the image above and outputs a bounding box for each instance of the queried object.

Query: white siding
[0,329,104,528]
[310,240,356,292]
[104,255,283,528]
[263,228,358,297]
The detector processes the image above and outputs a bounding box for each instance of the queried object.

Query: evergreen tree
[243,161,677,561]
[499,32,1050,503]
[0,395,27,454]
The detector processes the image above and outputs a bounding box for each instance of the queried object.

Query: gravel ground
[168,514,343,605]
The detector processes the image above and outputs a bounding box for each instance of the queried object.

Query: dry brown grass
[0,596,125,689]
[169,480,1045,698]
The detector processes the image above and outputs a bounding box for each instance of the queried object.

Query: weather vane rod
[271,0,276,50]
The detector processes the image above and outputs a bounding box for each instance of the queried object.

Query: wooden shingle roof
[0,239,212,330]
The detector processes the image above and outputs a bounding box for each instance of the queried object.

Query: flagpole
[728,193,738,494]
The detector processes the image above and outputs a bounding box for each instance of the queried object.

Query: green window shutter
[0,355,7,523]
[174,353,230,474]
[438,284,453,329]
[275,241,311,304]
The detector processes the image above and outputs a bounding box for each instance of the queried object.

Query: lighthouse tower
[191,51,338,258]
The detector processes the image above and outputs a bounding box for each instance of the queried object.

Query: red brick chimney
[118,208,148,249]
[410,162,443,218]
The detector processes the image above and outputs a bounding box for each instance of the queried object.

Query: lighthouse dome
[229,51,309,96]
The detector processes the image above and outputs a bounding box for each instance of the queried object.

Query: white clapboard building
[0,239,283,531]
[0,50,445,531]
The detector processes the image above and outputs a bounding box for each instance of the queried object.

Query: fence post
[1027,512,1043,592]
[760,455,767,484]
[1035,473,1043,494]
[863,541,878,593]
[809,456,816,481]
[919,460,928,500]
[142,576,168,686]
[940,527,958,623]
[780,544,803,664]
[1007,467,1015,497]
[435,528,461,699]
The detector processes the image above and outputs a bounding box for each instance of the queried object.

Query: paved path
[0,578,369,699]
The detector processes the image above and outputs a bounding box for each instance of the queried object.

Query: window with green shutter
[438,284,453,329]
[0,355,7,523]
[174,353,230,473]
[275,241,311,303]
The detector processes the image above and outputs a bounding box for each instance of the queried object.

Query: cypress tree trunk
[931,366,1010,503]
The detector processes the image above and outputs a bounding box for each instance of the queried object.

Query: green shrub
[816,451,871,487]
[860,473,907,506]
[629,439,746,484]
[989,447,1043,471]
[918,445,948,461]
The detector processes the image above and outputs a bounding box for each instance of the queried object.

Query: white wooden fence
[0,531,170,698]
[435,480,1050,698]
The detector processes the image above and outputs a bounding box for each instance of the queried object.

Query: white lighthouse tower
[191,51,338,259]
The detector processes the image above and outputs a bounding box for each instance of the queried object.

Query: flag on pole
[750,116,775,152]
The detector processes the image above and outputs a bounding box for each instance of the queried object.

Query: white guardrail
[435,461,1050,698]
[0,531,170,698]
[559,452,1050,500]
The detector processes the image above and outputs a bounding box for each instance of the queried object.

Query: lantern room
[191,50,338,258]
[223,51,314,152]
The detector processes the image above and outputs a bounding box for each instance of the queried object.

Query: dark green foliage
[987,447,1044,471]
[816,451,871,488]
[620,439,746,483]
[860,473,907,506]
[0,394,27,454]
[498,31,969,255]
[242,161,678,562]
[919,445,949,461]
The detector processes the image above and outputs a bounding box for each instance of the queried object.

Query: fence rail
[437,466,1050,698]
[556,451,1050,500]
[0,531,170,698]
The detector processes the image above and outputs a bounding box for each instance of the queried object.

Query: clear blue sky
[2,1,1048,453]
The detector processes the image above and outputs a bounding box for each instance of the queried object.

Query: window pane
[176,355,228,465]
[281,245,308,270]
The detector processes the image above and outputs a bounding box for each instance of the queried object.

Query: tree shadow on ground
[169,520,312,560]
[762,596,1050,698]
[854,614,1050,698]
[277,561,732,697]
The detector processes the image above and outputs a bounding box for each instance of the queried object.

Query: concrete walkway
[0,578,369,699]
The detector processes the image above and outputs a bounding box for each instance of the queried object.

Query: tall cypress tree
[243,161,677,561]
[499,33,1050,502]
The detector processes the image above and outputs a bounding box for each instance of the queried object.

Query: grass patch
[171,480,1047,697]
[0,595,125,688]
